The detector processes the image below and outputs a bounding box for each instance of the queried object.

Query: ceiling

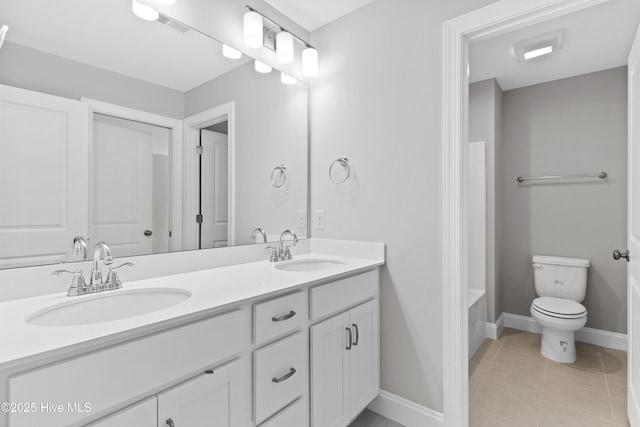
[264,0,377,32]
[0,0,251,92]
[470,0,640,91]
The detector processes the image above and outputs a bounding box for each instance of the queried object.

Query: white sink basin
[26,288,192,327]
[275,258,346,272]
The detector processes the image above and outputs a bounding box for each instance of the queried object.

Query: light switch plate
[314,210,325,230]
[297,210,306,228]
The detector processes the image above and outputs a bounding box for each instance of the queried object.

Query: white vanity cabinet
[88,398,156,427]
[309,271,380,427]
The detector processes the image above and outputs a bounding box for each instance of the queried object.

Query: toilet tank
[532,255,590,302]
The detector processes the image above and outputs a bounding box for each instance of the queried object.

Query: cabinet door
[157,361,241,427]
[88,398,156,427]
[348,299,379,417]
[310,311,350,427]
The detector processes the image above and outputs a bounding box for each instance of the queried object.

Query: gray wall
[185,61,308,243]
[309,0,498,411]
[0,42,184,119]
[469,78,504,323]
[501,67,628,333]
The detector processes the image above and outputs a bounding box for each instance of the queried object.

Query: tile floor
[470,328,629,427]
[349,409,404,427]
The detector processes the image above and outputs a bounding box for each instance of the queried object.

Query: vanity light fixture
[281,73,296,85]
[222,44,242,60]
[513,29,564,62]
[244,11,264,48]
[255,60,272,73]
[132,0,159,21]
[243,6,319,77]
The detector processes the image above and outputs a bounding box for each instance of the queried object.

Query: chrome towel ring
[329,157,350,184]
[271,164,287,188]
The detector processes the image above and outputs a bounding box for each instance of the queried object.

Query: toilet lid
[532,297,587,319]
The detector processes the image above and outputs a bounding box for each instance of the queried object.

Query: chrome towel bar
[516,171,607,183]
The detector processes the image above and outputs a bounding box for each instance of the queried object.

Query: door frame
[81,98,184,252]
[183,102,236,249]
[441,0,611,425]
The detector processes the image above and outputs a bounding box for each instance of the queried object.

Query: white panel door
[92,114,161,257]
[627,25,640,427]
[310,311,350,427]
[348,300,379,418]
[0,84,88,268]
[157,362,242,427]
[200,129,228,248]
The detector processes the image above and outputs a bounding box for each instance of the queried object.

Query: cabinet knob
[166,418,175,427]
[272,367,296,383]
[272,310,296,322]
[352,323,359,346]
[346,327,353,350]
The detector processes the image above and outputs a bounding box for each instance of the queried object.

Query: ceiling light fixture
[222,44,242,59]
[243,6,319,77]
[255,60,272,73]
[281,73,297,85]
[132,0,159,21]
[513,29,564,62]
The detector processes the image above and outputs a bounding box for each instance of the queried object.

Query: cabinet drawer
[254,291,306,346]
[87,398,156,427]
[310,270,378,320]
[260,398,307,427]
[9,309,246,427]
[254,332,306,424]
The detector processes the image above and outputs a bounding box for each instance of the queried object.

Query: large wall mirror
[0,0,308,269]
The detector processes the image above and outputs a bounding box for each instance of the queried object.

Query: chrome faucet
[53,241,133,296]
[265,230,298,262]
[251,227,267,243]
[91,242,113,287]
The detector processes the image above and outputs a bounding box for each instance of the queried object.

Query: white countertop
[0,253,383,370]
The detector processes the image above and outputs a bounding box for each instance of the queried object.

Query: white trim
[442,1,612,426]
[80,97,184,252]
[503,313,628,351]
[182,103,236,249]
[368,390,443,427]
[479,313,504,340]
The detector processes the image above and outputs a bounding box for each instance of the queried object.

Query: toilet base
[540,327,576,363]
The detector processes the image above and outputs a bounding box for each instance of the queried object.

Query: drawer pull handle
[346,327,352,350]
[272,367,297,383]
[272,310,296,322]
[352,323,359,346]
[166,418,175,427]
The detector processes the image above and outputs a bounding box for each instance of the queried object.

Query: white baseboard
[503,313,628,351]
[368,390,443,427]
[479,313,504,340]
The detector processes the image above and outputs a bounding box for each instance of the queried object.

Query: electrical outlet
[314,210,325,230]
[297,210,306,228]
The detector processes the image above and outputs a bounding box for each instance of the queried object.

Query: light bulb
[222,44,242,60]
[254,60,272,74]
[132,0,159,21]
[302,47,318,77]
[244,11,263,48]
[276,32,294,64]
[281,73,296,85]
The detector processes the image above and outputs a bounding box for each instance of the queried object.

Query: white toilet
[530,255,589,363]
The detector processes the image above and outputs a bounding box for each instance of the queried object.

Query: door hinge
[169,231,172,238]
[196,214,203,223]
[196,145,203,155]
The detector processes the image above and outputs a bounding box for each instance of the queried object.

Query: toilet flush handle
[533,263,543,269]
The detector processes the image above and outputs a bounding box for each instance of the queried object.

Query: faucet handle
[265,246,281,262]
[52,269,88,296]
[105,262,133,290]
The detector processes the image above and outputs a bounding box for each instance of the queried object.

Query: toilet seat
[532,297,586,319]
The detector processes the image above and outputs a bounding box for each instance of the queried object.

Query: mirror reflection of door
[91,114,170,257]
[199,124,228,249]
